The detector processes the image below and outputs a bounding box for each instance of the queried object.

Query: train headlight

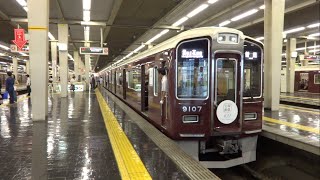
[244,112,257,121]
[217,33,239,44]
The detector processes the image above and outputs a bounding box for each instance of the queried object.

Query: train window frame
[314,74,320,84]
[153,66,158,96]
[243,40,263,99]
[175,38,210,100]
[215,58,238,104]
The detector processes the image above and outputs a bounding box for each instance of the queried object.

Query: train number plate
[182,106,202,112]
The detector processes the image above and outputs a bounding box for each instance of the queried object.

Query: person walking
[99,77,103,87]
[26,74,31,96]
[6,72,15,104]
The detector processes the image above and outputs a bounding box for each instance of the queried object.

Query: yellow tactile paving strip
[95,89,152,180]
[280,105,320,115]
[263,117,320,135]
[280,95,320,101]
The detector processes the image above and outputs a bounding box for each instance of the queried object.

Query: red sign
[12,29,27,51]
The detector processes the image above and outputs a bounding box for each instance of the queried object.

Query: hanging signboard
[79,47,108,55]
[12,29,27,51]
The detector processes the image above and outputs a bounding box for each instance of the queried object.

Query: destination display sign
[79,47,108,55]
[181,49,204,58]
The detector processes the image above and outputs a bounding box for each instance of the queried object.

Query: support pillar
[85,42,90,90]
[73,51,79,81]
[51,41,57,82]
[58,24,69,97]
[12,57,18,81]
[286,38,296,93]
[264,0,285,111]
[27,0,49,120]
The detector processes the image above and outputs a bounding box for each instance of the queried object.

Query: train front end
[171,28,263,168]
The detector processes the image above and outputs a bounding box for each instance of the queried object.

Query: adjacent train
[100,27,263,168]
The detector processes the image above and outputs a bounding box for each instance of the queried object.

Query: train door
[114,71,116,93]
[212,54,242,133]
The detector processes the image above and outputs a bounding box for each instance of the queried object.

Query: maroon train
[100,27,263,168]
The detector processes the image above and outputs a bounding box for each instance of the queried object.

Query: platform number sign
[182,106,202,112]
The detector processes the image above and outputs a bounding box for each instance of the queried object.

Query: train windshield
[243,40,263,98]
[176,38,209,99]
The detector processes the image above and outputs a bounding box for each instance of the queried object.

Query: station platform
[280,92,320,107]
[1,84,27,92]
[0,89,217,179]
[263,105,320,155]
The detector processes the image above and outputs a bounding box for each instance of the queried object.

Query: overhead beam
[235,0,318,30]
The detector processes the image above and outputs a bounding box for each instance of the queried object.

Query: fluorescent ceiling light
[255,37,264,41]
[187,4,209,18]
[208,0,218,4]
[296,47,305,51]
[83,0,91,10]
[133,44,146,53]
[284,39,287,42]
[283,27,305,34]
[0,44,10,50]
[16,0,27,7]
[308,33,320,37]
[172,17,189,26]
[68,54,74,61]
[146,29,169,44]
[19,52,28,56]
[259,5,265,9]
[0,53,5,56]
[84,26,90,41]
[23,7,28,12]
[219,20,230,27]
[83,10,90,22]
[48,32,55,40]
[231,9,258,21]
[307,45,320,49]
[307,23,320,28]
[309,49,320,53]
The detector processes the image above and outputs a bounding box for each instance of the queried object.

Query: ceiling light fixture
[133,44,146,53]
[84,26,90,41]
[83,10,90,22]
[208,0,218,4]
[308,33,320,37]
[23,7,28,12]
[219,20,231,27]
[307,45,320,49]
[283,27,305,34]
[172,17,189,26]
[48,32,55,40]
[16,0,27,7]
[307,23,320,28]
[187,4,209,18]
[0,44,10,50]
[259,5,265,9]
[309,49,320,53]
[231,9,258,21]
[146,29,169,44]
[83,0,91,10]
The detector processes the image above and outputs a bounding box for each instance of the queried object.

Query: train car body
[101,27,263,168]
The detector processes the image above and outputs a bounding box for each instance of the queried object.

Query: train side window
[243,40,263,98]
[153,67,158,96]
[314,74,320,84]
[176,38,210,99]
[128,69,141,91]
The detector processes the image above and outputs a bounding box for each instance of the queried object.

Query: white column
[264,0,285,111]
[85,43,90,89]
[12,57,18,81]
[51,41,58,82]
[286,38,296,93]
[27,0,49,120]
[26,60,30,74]
[73,51,79,81]
[58,24,69,97]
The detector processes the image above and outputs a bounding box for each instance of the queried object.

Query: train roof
[107,27,253,70]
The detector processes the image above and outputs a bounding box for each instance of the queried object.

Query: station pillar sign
[12,29,27,51]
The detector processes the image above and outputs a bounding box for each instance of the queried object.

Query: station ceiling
[0,0,319,71]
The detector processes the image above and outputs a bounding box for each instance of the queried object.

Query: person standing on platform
[0,77,2,105]
[90,75,96,90]
[26,74,31,96]
[70,76,76,92]
[6,72,15,104]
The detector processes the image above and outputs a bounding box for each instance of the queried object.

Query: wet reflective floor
[99,89,189,180]
[0,92,120,179]
[0,91,189,180]
[264,104,320,142]
[280,92,320,106]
